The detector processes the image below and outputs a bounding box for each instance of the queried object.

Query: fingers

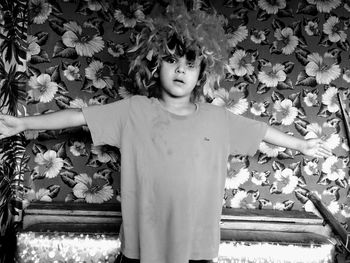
[313,140,333,158]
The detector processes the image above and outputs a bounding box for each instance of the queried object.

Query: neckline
[154,98,199,120]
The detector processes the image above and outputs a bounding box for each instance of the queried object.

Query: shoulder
[198,102,227,116]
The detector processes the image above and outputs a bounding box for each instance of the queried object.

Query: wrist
[298,139,307,153]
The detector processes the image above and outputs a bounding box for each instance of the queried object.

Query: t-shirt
[82,95,268,263]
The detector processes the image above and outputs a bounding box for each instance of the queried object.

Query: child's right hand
[0,114,24,140]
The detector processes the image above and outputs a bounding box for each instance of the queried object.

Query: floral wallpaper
[0,0,28,262]
[23,0,350,238]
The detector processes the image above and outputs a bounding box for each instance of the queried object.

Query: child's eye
[164,56,177,64]
[187,62,195,68]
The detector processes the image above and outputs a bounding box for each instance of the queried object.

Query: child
[0,2,332,263]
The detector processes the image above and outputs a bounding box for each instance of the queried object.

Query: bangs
[164,33,200,62]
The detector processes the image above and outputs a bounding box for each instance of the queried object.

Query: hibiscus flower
[305,52,340,85]
[259,142,286,157]
[30,0,52,24]
[227,25,248,48]
[250,101,267,116]
[114,3,145,28]
[228,50,255,77]
[85,60,113,89]
[274,168,298,194]
[70,141,88,157]
[274,27,298,55]
[304,20,319,36]
[306,0,341,13]
[257,63,286,88]
[27,35,40,61]
[63,65,81,81]
[321,86,340,113]
[73,173,113,203]
[211,87,248,115]
[257,0,286,14]
[27,73,58,103]
[321,155,345,181]
[225,167,250,189]
[304,122,340,150]
[62,21,104,57]
[34,150,64,179]
[323,16,347,43]
[303,91,319,107]
[250,29,268,44]
[272,99,298,125]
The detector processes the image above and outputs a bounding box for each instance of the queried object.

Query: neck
[158,96,196,116]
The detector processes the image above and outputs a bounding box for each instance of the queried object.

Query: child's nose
[175,62,185,73]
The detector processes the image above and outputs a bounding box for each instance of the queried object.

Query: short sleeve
[226,111,268,156]
[82,98,131,147]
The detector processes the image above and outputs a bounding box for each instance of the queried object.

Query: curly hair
[128,0,230,100]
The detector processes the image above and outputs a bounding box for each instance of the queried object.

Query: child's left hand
[300,138,333,158]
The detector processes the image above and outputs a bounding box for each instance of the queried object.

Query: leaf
[48,16,67,36]
[277,149,293,160]
[277,8,293,18]
[257,152,270,164]
[294,188,309,204]
[271,90,285,102]
[30,168,45,180]
[276,78,293,90]
[63,157,74,170]
[335,178,348,189]
[55,95,73,109]
[107,161,121,172]
[269,41,281,55]
[60,170,78,188]
[283,61,295,74]
[47,184,60,199]
[319,33,332,47]
[317,104,332,118]
[46,65,61,83]
[32,143,47,155]
[48,0,63,14]
[84,17,105,35]
[86,154,102,168]
[294,47,310,66]
[294,118,309,136]
[292,21,307,47]
[243,73,256,84]
[256,83,270,94]
[57,81,69,94]
[30,50,50,64]
[272,160,285,171]
[282,200,294,211]
[256,9,270,21]
[295,70,317,87]
[92,94,109,104]
[317,172,331,185]
[271,18,285,30]
[94,168,114,185]
[337,40,350,52]
[52,142,66,158]
[270,183,281,194]
[81,78,97,93]
[34,31,49,46]
[52,41,78,59]
[296,1,317,16]
[258,198,272,209]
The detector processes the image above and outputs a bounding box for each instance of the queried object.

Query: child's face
[159,55,201,101]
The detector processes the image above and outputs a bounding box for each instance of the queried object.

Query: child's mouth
[174,79,184,84]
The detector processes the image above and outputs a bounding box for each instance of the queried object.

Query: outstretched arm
[263,126,332,158]
[0,109,86,140]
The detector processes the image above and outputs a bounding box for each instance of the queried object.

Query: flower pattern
[16,0,349,241]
